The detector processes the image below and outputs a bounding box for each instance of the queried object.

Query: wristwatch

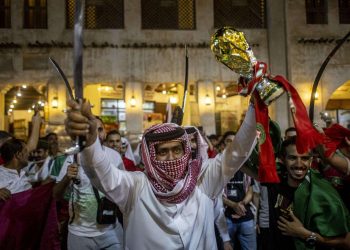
[305,232,317,247]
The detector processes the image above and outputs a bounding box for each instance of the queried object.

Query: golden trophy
[211,26,284,105]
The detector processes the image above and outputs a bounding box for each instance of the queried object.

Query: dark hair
[44,132,57,140]
[284,127,296,136]
[222,131,236,141]
[36,139,49,150]
[208,134,218,140]
[106,130,121,140]
[0,138,25,164]
[280,136,297,158]
[0,131,13,141]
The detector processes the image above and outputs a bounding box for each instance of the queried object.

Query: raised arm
[198,105,257,198]
[26,109,42,152]
[222,105,257,182]
[65,100,140,212]
[325,151,350,176]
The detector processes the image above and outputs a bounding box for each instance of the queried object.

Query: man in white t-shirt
[0,111,41,200]
[65,100,257,249]
[53,117,124,250]
[0,138,32,200]
[24,139,55,183]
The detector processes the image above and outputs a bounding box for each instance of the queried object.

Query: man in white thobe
[65,100,257,250]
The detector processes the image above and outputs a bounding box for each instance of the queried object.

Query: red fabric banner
[273,75,324,154]
[254,92,280,183]
[246,62,324,183]
[0,182,60,250]
[323,123,350,157]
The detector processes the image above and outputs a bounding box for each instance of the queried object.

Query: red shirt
[123,157,141,172]
[207,149,217,159]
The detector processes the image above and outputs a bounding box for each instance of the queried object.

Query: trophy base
[255,78,285,106]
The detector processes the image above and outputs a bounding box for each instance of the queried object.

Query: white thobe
[81,106,257,250]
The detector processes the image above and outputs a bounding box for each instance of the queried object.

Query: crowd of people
[0,99,350,250]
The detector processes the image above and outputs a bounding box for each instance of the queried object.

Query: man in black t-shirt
[224,170,256,250]
[266,137,350,250]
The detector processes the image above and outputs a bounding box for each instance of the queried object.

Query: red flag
[0,182,60,250]
[323,123,350,157]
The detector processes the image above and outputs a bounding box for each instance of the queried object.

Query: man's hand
[66,163,79,180]
[31,106,42,126]
[65,99,97,147]
[277,211,309,238]
[223,241,233,250]
[233,201,246,217]
[0,188,11,201]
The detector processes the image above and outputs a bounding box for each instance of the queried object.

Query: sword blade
[49,57,75,100]
[74,0,85,100]
[181,45,189,112]
[72,0,86,167]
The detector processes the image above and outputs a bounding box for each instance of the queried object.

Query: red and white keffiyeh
[141,123,201,203]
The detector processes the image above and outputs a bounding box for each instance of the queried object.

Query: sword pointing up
[309,30,350,122]
[171,45,189,125]
[49,0,85,185]
[48,57,74,100]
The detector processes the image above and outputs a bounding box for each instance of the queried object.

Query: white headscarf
[121,137,137,165]
[133,142,142,165]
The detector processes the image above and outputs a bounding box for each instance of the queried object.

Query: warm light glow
[314,91,319,100]
[169,96,178,104]
[216,86,221,91]
[17,91,22,97]
[162,90,167,95]
[32,104,35,109]
[40,102,45,107]
[98,85,113,92]
[130,96,136,107]
[22,84,27,88]
[28,109,32,113]
[8,109,12,112]
[51,97,58,108]
[10,104,14,108]
[222,94,227,99]
[12,98,17,104]
[38,100,42,105]
[205,94,211,106]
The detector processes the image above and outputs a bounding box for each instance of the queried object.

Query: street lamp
[51,96,59,108]
[205,94,211,106]
[130,95,136,107]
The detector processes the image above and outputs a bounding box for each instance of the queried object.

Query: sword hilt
[171,106,184,125]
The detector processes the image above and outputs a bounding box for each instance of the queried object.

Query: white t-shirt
[56,147,124,238]
[24,156,54,182]
[0,165,32,194]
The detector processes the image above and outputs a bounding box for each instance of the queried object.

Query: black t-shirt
[225,170,254,223]
[266,178,332,250]
[267,179,297,250]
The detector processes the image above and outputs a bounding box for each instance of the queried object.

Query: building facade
[0,0,349,143]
